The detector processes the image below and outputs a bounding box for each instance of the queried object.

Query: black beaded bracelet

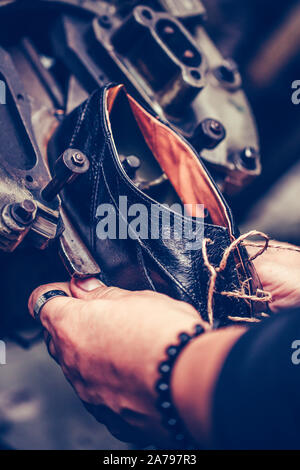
[155,324,206,449]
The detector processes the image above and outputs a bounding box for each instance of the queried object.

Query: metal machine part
[50,1,261,193]
[157,0,207,21]
[0,200,37,253]
[0,46,60,252]
[59,207,101,279]
[191,118,226,151]
[0,0,261,279]
[0,6,101,278]
[99,5,207,115]
[42,149,90,202]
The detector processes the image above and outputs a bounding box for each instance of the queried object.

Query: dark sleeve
[212,308,300,449]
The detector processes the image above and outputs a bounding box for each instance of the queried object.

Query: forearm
[171,326,246,446]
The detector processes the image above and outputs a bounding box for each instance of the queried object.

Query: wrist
[154,323,207,447]
[143,315,208,394]
[171,326,246,445]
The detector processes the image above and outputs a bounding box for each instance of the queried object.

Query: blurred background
[204,0,300,243]
[0,0,300,450]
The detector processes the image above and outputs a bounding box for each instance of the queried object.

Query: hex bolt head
[71,152,85,167]
[11,199,37,225]
[192,118,226,151]
[42,149,90,202]
[209,120,223,134]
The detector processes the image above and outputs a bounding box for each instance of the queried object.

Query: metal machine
[0,0,261,337]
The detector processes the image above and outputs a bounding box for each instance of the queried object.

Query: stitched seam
[136,245,157,291]
[100,163,199,305]
[102,88,206,227]
[90,142,106,250]
[89,91,108,250]
[69,97,91,148]
[105,142,204,226]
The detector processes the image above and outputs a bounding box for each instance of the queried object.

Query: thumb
[28,282,75,331]
[70,277,127,301]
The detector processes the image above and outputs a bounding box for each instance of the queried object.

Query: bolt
[209,120,223,135]
[11,199,37,225]
[192,119,226,151]
[122,155,141,178]
[126,155,141,170]
[42,149,90,202]
[240,147,258,170]
[71,152,85,167]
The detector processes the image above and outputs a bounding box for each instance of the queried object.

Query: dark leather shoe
[48,84,267,326]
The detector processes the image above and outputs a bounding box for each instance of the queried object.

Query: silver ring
[33,290,69,323]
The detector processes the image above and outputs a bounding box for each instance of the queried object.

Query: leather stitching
[136,244,157,291]
[100,163,200,306]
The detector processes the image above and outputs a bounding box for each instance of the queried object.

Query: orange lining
[107,84,124,114]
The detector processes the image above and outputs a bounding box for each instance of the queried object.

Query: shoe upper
[48,84,267,326]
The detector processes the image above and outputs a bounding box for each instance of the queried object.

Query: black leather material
[48,85,266,326]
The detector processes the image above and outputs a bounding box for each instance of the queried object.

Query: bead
[158,400,172,411]
[159,362,171,375]
[178,333,190,345]
[157,329,200,448]
[156,380,169,394]
[167,418,178,427]
[166,345,179,359]
[162,416,179,429]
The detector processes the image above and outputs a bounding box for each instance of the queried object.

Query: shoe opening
[106,85,232,230]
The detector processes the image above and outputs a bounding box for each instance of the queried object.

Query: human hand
[28,278,208,446]
[247,241,300,313]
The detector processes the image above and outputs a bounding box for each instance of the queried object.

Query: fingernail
[75,278,104,292]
